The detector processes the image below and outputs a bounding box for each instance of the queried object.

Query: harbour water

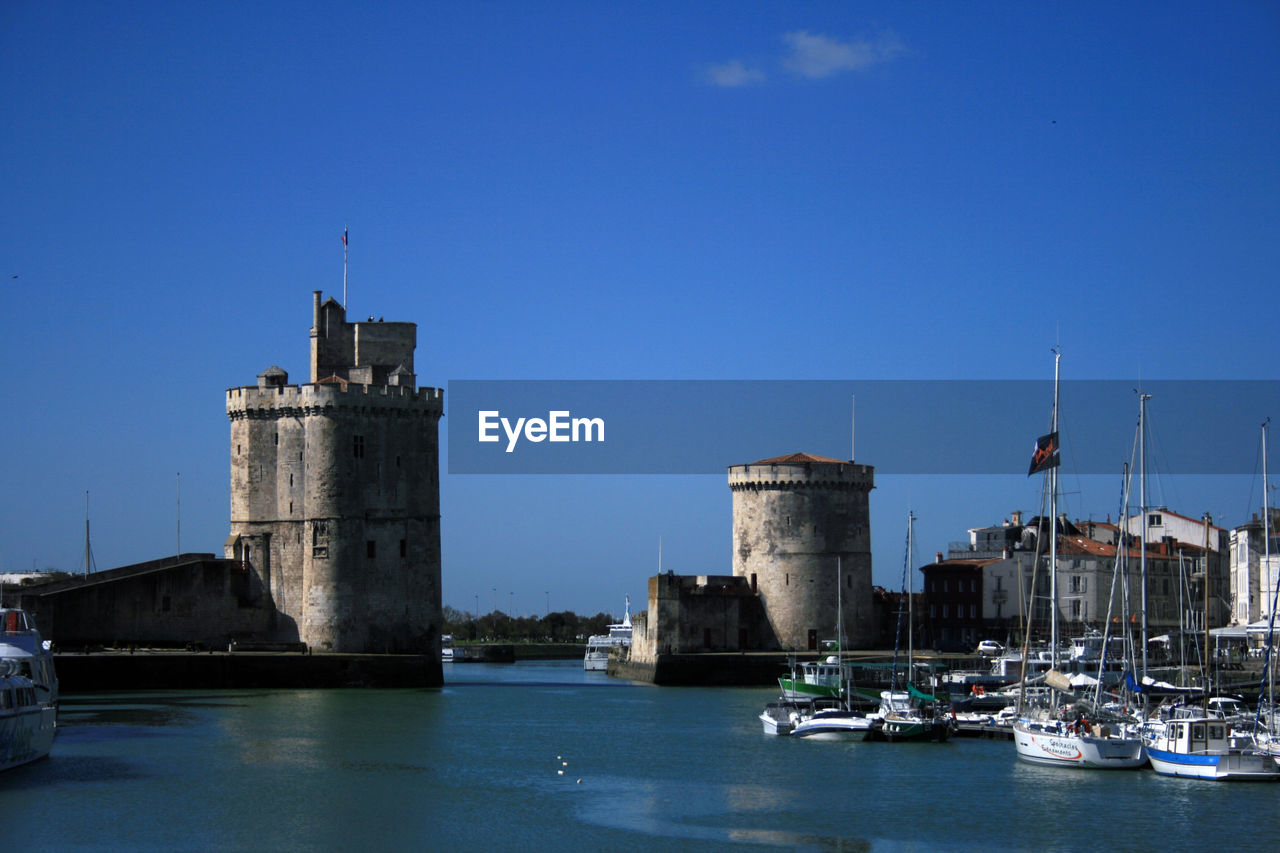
[4,660,1278,851]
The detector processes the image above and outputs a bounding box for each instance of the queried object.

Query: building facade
[1230,509,1280,624]
[931,509,1231,652]
[225,292,443,653]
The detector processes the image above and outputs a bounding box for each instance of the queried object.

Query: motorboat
[0,609,58,772]
[790,707,877,741]
[777,655,847,702]
[1145,715,1279,781]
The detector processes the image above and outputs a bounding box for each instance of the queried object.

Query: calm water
[2,661,1277,851]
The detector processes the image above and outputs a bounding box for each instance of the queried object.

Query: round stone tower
[728,453,875,651]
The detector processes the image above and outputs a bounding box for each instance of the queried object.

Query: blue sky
[2,2,1277,618]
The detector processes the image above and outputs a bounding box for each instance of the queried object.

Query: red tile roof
[751,452,851,465]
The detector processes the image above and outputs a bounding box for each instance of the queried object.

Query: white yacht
[0,608,58,772]
[584,597,632,671]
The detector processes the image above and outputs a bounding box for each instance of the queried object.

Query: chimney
[936,552,943,564]
[1011,510,1023,526]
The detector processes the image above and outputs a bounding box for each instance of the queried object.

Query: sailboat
[787,556,877,741]
[1012,351,1146,769]
[879,511,951,742]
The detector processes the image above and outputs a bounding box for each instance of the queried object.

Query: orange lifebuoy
[972,685,984,696]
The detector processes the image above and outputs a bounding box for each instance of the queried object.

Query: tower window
[367,540,376,558]
[400,539,407,558]
[354,435,365,458]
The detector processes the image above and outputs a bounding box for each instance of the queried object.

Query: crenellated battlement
[727,460,874,492]
[226,382,443,420]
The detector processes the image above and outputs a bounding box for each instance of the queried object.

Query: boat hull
[0,704,56,773]
[880,716,949,742]
[777,678,841,703]
[1147,747,1280,781]
[790,712,875,741]
[1012,722,1146,769]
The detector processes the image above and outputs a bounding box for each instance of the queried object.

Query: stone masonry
[225,292,443,654]
[729,453,876,650]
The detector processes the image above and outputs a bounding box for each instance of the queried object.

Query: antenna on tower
[341,224,349,309]
[850,395,856,462]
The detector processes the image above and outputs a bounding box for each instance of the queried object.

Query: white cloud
[780,30,905,79]
[704,59,766,87]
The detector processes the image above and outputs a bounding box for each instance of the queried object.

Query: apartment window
[400,538,407,558]
[943,604,949,618]
[354,435,365,458]
[970,604,976,619]
[367,540,376,558]
[1149,513,1162,527]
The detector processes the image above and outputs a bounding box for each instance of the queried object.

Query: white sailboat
[788,556,876,741]
[1012,351,1146,769]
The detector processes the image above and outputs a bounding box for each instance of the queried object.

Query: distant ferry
[441,634,467,663]
[584,598,632,671]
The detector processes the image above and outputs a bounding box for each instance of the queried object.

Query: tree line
[442,606,620,644]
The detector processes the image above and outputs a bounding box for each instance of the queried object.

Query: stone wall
[6,555,272,648]
[729,459,876,649]
[226,292,444,655]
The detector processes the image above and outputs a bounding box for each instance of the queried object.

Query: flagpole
[342,224,349,309]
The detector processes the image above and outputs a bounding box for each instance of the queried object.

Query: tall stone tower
[225,291,444,654]
[729,453,875,650]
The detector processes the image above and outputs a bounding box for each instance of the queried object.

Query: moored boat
[790,706,877,741]
[1145,715,1279,781]
[0,608,58,772]
[1012,712,1146,769]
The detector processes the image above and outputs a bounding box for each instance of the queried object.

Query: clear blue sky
[2,2,1277,618]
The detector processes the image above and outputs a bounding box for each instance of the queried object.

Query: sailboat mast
[1255,418,1279,733]
[1049,350,1060,668]
[907,512,915,673]
[1203,513,1212,699]
[837,555,843,652]
[1139,392,1151,677]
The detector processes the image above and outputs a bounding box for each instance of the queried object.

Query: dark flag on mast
[1028,431,1060,476]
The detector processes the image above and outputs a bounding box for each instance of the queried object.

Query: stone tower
[225,291,444,653]
[729,453,875,650]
